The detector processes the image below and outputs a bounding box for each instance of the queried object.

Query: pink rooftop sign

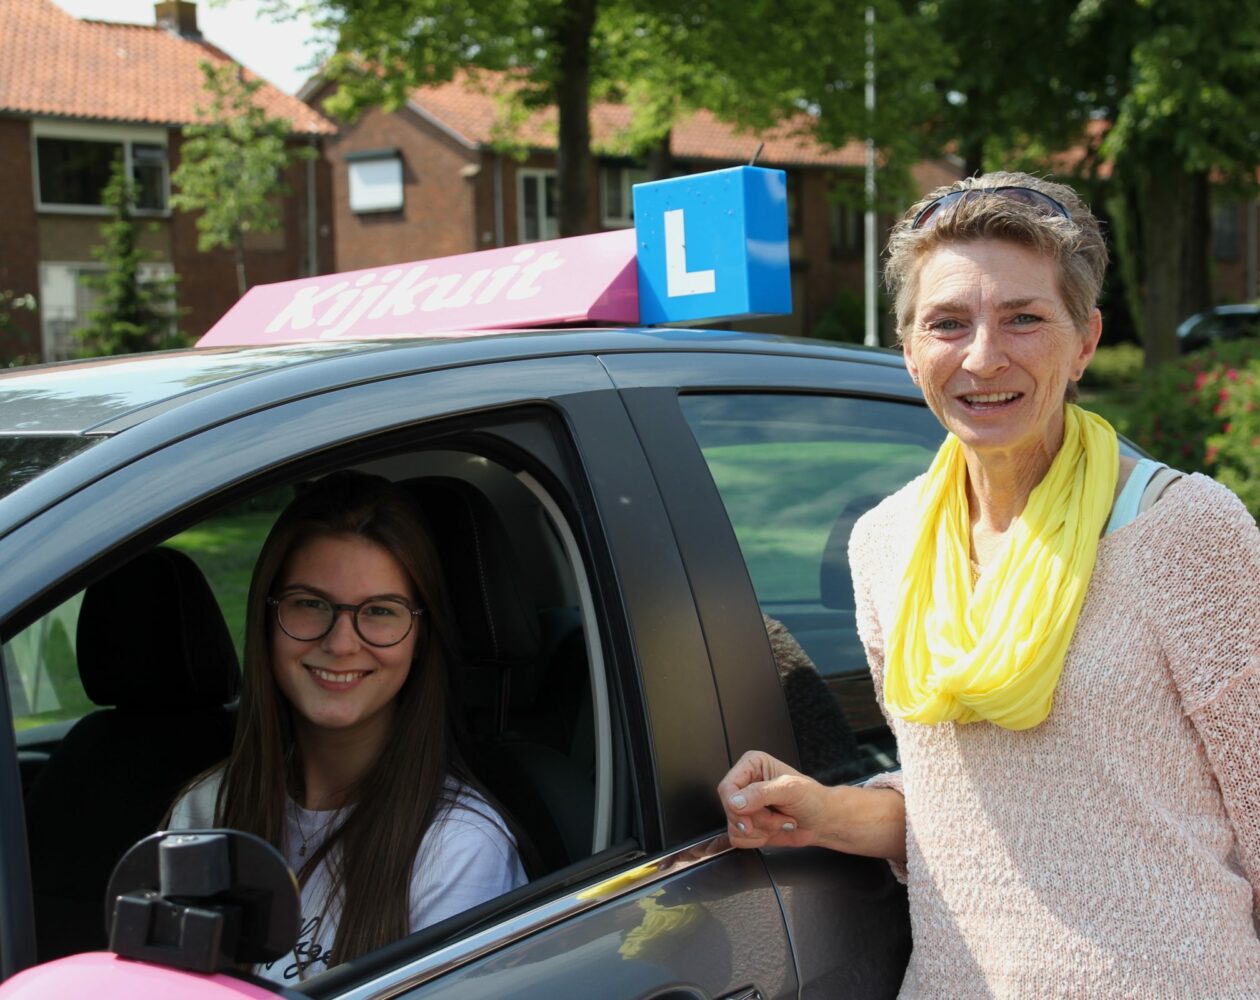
[197,229,640,347]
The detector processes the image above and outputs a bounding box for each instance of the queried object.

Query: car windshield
[0,436,98,502]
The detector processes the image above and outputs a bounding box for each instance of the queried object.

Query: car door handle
[721,989,764,1000]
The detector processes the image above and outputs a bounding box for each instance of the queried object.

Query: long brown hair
[213,471,472,964]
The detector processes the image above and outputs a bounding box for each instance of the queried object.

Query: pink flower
[1205,445,1219,464]
[1194,371,1210,390]
[1227,368,1239,381]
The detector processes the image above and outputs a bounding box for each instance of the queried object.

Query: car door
[603,348,945,997]
[0,351,800,999]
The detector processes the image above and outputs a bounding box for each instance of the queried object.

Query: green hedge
[1125,340,1260,519]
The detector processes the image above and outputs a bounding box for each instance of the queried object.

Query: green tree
[73,161,183,358]
[171,62,313,297]
[275,0,944,235]
[1,290,38,367]
[925,0,1260,368]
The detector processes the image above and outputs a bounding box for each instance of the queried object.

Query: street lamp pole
[863,5,879,347]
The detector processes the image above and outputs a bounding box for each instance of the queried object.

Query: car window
[7,433,622,972]
[679,392,944,780]
[0,437,99,502]
[4,494,283,733]
[5,592,90,732]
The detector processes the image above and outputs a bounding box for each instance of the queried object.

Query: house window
[1213,201,1241,261]
[346,148,404,214]
[39,261,176,361]
[34,124,169,213]
[601,165,650,228]
[132,144,169,211]
[830,200,864,257]
[518,169,558,242]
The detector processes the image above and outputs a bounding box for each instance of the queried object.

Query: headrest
[77,548,241,709]
[819,495,883,610]
[403,476,541,671]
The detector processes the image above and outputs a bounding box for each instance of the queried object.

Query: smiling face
[270,532,419,742]
[904,239,1101,464]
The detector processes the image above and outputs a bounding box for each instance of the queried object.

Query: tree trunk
[1137,161,1210,370]
[1179,171,1211,324]
[233,227,248,299]
[554,0,597,237]
[962,137,984,179]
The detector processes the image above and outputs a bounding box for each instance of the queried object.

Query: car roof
[0,328,906,436]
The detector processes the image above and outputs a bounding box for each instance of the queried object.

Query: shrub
[1081,342,1143,390]
[1125,340,1259,472]
[1206,366,1260,520]
[810,289,893,345]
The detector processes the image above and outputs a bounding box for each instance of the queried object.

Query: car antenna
[748,143,764,167]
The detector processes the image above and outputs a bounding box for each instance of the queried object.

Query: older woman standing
[719,172,1260,997]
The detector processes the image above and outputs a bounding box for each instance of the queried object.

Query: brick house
[305,72,960,339]
[0,0,336,363]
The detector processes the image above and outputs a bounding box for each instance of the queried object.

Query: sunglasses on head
[911,186,1071,230]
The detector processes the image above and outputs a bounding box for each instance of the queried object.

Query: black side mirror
[105,830,300,974]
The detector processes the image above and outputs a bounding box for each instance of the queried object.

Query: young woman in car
[168,471,527,983]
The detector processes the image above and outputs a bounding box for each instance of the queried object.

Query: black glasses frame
[911,186,1071,230]
[267,593,423,648]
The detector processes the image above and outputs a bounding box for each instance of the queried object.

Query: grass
[166,507,282,657]
[1079,343,1143,438]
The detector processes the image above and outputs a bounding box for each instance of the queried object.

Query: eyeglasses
[268,592,423,648]
[911,186,1071,230]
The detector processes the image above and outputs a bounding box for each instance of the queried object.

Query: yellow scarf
[883,404,1118,731]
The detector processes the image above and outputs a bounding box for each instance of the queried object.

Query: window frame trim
[345,148,405,214]
[599,164,650,229]
[31,120,171,217]
[516,167,558,243]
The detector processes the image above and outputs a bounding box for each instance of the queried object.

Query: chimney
[154,1,200,39]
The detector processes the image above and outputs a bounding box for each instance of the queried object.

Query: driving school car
[0,168,937,999]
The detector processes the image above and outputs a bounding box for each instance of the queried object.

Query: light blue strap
[1105,457,1166,536]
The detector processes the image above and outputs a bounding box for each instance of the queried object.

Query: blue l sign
[633,166,791,325]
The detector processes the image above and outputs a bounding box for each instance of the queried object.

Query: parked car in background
[1176,303,1260,353]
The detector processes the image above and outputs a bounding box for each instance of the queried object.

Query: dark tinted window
[681,392,943,780]
[37,138,121,207]
[0,437,98,501]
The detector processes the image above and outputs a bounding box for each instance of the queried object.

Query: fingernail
[729,794,747,809]
[781,822,796,832]
[736,821,746,833]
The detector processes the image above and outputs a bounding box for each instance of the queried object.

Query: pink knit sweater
[850,472,1260,999]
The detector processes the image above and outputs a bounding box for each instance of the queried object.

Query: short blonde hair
[884,171,1108,344]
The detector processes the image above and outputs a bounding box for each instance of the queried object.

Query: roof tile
[0,0,334,134]
[407,72,865,168]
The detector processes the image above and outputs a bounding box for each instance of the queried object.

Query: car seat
[23,547,239,962]
[405,476,594,874]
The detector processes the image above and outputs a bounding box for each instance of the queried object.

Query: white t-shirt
[168,771,527,983]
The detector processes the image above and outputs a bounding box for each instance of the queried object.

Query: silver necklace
[292,799,341,858]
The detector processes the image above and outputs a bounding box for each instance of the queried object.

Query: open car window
[7,423,625,977]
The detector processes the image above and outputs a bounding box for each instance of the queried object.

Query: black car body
[1176,303,1260,353]
[0,328,946,998]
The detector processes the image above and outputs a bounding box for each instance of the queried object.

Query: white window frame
[600,165,651,228]
[517,168,558,243]
[32,120,171,217]
[346,149,405,214]
[38,260,176,361]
